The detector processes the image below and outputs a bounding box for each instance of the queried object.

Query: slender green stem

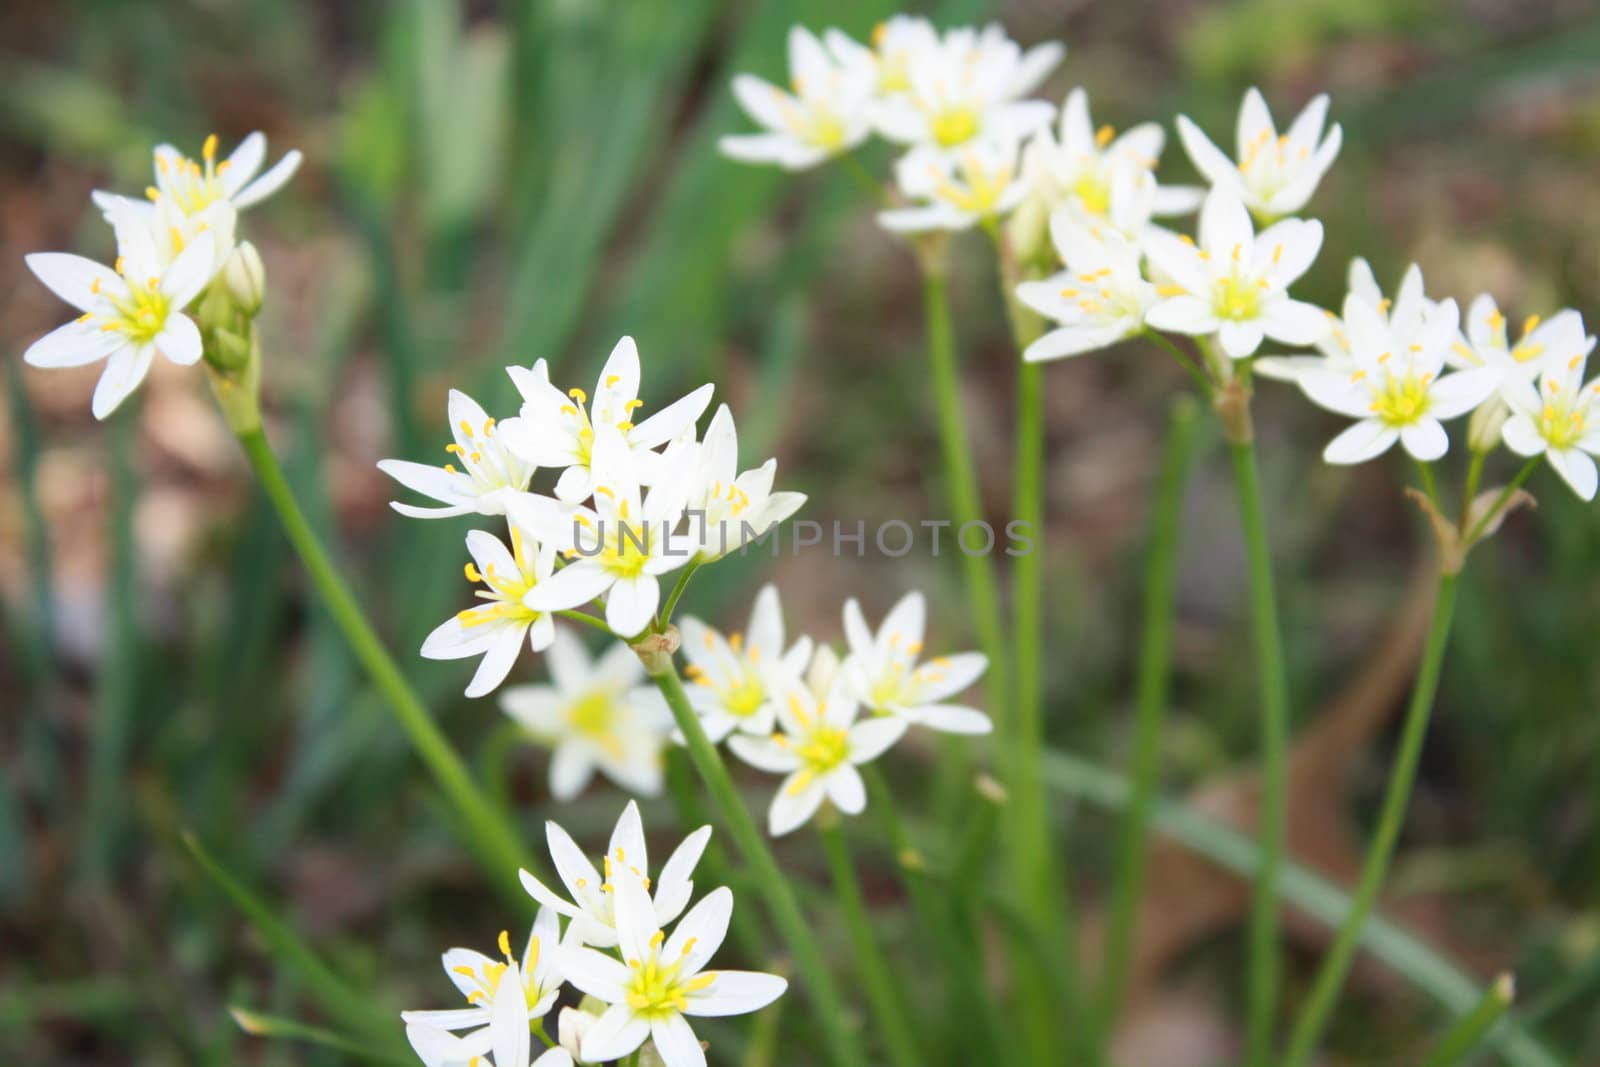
[818,820,920,1067]
[1416,459,1440,509]
[658,559,702,627]
[557,609,612,633]
[1228,435,1292,1067]
[1419,974,1515,1067]
[1463,457,1540,546]
[1096,397,1203,1046]
[919,267,1011,735]
[1284,573,1461,1067]
[233,427,533,884]
[1144,330,1215,396]
[1460,450,1488,525]
[648,663,864,1067]
[838,152,888,205]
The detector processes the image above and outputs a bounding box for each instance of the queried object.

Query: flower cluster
[23,132,300,417]
[405,801,785,1067]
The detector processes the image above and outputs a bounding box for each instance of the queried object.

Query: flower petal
[1323,419,1399,465]
[683,971,788,1017]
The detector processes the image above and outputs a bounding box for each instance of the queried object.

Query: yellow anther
[1522,314,1541,336]
[169,227,185,252]
[1272,244,1284,265]
[605,374,620,387]
[203,133,218,161]
[1179,234,1195,246]
[569,387,588,403]
[624,398,644,411]
[560,404,578,416]
[1095,124,1115,147]
[145,186,160,201]
[445,443,466,456]
[498,930,513,958]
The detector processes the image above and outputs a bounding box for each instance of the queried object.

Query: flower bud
[222,241,266,316]
[1468,396,1508,454]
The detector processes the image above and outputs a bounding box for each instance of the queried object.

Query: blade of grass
[230,1005,413,1066]
[1038,748,1566,1067]
[182,832,404,1053]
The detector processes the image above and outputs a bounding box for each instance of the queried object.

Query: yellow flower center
[930,105,980,148]
[722,674,766,718]
[1538,401,1587,449]
[795,725,850,775]
[567,691,617,740]
[1071,171,1110,216]
[155,132,230,216]
[456,529,541,628]
[98,275,171,344]
[1368,367,1434,427]
[624,932,716,1020]
[1214,272,1262,322]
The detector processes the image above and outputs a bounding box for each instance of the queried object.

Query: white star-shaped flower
[1299,296,1501,464]
[1176,88,1342,220]
[879,136,1028,233]
[1143,185,1327,359]
[559,870,787,1067]
[518,801,712,949]
[500,632,670,799]
[840,591,992,735]
[1015,216,1156,361]
[678,585,813,743]
[679,405,806,561]
[24,206,214,419]
[1502,341,1600,500]
[720,27,876,171]
[379,389,536,518]
[422,523,557,698]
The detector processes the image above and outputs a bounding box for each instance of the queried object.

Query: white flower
[1012,88,1202,243]
[871,23,1062,159]
[719,27,876,170]
[401,908,565,1057]
[557,1006,600,1063]
[1448,296,1594,392]
[678,585,813,743]
[423,525,557,698]
[728,672,907,835]
[518,801,713,949]
[406,978,573,1067]
[559,870,787,1067]
[500,337,712,504]
[1502,345,1600,500]
[680,405,806,559]
[1299,296,1502,464]
[1143,185,1327,359]
[1015,216,1156,361]
[24,215,214,419]
[878,137,1028,233]
[1176,88,1342,220]
[501,632,670,799]
[379,390,536,518]
[515,428,693,639]
[840,591,992,735]
[1255,257,1432,383]
[824,16,940,98]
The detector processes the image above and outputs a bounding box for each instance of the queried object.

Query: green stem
[1284,573,1461,1067]
[233,427,532,884]
[1419,974,1515,1067]
[1463,457,1540,546]
[1097,397,1203,1045]
[557,609,612,633]
[1228,434,1292,1067]
[1460,450,1488,526]
[817,820,921,1067]
[919,266,1011,735]
[658,559,701,627]
[647,663,864,1067]
[1144,330,1215,396]
[1416,459,1440,509]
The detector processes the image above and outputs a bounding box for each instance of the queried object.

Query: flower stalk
[646,660,865,1067]
[230,425,533,885]
[817,816,921,1067]
[1283,571,1460,1066]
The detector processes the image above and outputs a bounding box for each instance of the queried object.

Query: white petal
[648,1013,705,1067]
[604,576,660,640]
[1501,414,1547,457]
[490,961,530,1067]
[464,625,528,698]
[630,383,715,450]
[160,241,217,310]
[91,343,154,419]
[220,132,266,192]
[665,886,732,976]
[726,735,801,774]
[549,742,594,801]
[519,868,581,919]
[1217,320,1265,359]
[1236,88,1277,157]
[846,716,908,761]
[25,252,119,312]
[546,820,603,903]
[1429,367,1501,419]
[1024,321,1134,361]
[558,945,632,1002]
[653,824,712,926]
[877,591,925,655]
[231,150,303,209]
[910,652,986,703]
[525,561,614,613]
[154,313,203,365]
[825,765,866,814]
[1399,418,1449,461]
[420,615,503,660]
[1323,419,1399,465]
[768,778,825,836]
[1258,299,1329,347]
[611,868,659,964]
[581,1004,650,1063]
[1144,295,1218,337]
[684,971,788,1017]
[1198,185,1254,257]
[1548,448,1598,501]
[23,319,123,368]
[907,703,993,735]
[1299,368,1373,418]
[1176,115,1240,190]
